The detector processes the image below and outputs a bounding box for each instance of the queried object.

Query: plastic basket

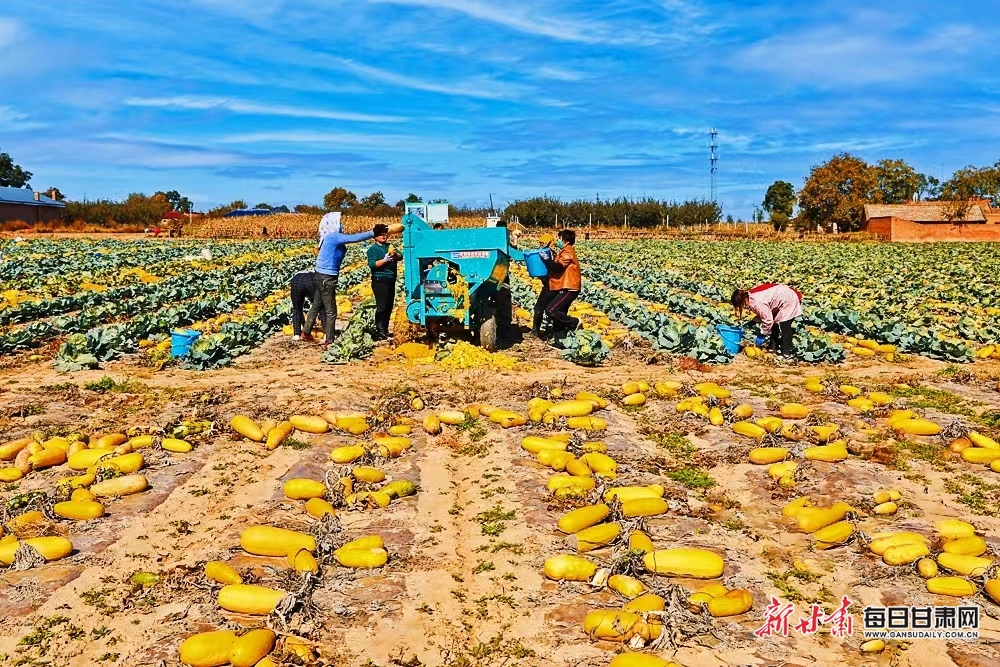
[716,324,744,355]
[170,329,201,358]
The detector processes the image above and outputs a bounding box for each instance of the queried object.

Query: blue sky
[1,0,997,218]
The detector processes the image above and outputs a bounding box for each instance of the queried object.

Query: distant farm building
[863,201,1000,242]
[161,210,184,225]
[0,187,66,224]
[222,208,273,218]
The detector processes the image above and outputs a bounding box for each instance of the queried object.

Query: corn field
[189,213,492,239]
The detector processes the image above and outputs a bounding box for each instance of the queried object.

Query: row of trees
[205,190,492,218]
[502,195,722,228]
[64,193,176,229]
[764,154,1000,232]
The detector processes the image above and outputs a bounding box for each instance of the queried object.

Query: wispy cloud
[365,0,659,45]
[318,56,531,101]
[218,130,451,152]
[0,105,27,123]
[534,66,587,82]
[0,18,18,49]
[122,96,407,123]
[736,16,984,86]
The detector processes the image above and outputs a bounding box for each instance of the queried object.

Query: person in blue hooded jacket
[304,217,403,346]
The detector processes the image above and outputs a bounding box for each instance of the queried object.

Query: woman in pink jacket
[730,284,803,357]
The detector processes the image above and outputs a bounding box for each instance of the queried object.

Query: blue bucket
[170,329,201,358]
[523,247,552,278]
[716,324,744,355]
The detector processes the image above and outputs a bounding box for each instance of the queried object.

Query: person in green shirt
[367,223,402,340]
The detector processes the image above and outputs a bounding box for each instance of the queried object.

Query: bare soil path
[0,336,999,667]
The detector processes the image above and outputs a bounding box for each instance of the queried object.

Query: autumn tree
[939,162,1000,207]
[0,149,32,188]
[797,153,878,232]
[873,159,923,204]
[917,173,941,201]
[762,180,796,231]
[358,191,387,210]
[323,187,358,211]
[154,190,193,213]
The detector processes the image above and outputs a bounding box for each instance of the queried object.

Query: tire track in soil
[335,438,467,663]
[335,418,549,665]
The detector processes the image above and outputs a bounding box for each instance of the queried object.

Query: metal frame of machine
[401,203,523,351]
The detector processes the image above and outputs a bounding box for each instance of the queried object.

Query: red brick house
[863,200,1000,242]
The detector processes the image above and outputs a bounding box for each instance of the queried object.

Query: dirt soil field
[1,333,999,667]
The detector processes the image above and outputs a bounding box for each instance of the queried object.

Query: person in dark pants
[730,284,803,356]
[531,233,558,337]
[304,219,403,347]
[543,229,582,337]
[290,270,325,341]
[367,224,401,341]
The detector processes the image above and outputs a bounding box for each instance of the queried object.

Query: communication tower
[709,128,718,203]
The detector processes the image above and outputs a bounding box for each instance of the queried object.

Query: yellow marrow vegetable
[644,548,724,578]
[217,584,286,614]
[179,630,238,667]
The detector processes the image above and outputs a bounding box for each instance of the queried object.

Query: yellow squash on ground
[290,415,329,433]
[217,584,286,614]
[205,561,243,585]
[749,447,788,465]
[644,548,724,578]
[229,629,276,667]
[179,630,239,667]
[231,416,264,442]
[926,576,976,597]
[936,552,992,576]
[240,525,316,557]
[543,554,598,581]
[583,610,662,642]
[568,522,621,552]
[708,589,754,617]
[0,536,74,565]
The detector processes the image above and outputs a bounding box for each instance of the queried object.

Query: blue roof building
[0,187,67,224]
[221,208,273,218]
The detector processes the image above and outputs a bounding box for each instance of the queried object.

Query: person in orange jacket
[530,232,558,337]
[542,229,581,336]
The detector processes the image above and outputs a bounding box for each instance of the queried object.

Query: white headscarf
[319,212,342,240]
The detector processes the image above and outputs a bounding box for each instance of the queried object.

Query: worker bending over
[531,233,558,337]
[543,230,582,337]
[367,224,402,341]
[304,218,403,347]
[730,283,802,357]
[290,270,325,341]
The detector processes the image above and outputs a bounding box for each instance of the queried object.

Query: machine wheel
[479,315,498,353]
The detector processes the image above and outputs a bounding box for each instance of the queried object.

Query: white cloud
[736,18,984,87]
[365,0,657,45]
[122,96,407,123]
[218,130,450,151]
[534,66,586,82]
[0,18,18,49]
[323,56,531,101]
[0,105,27,123]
